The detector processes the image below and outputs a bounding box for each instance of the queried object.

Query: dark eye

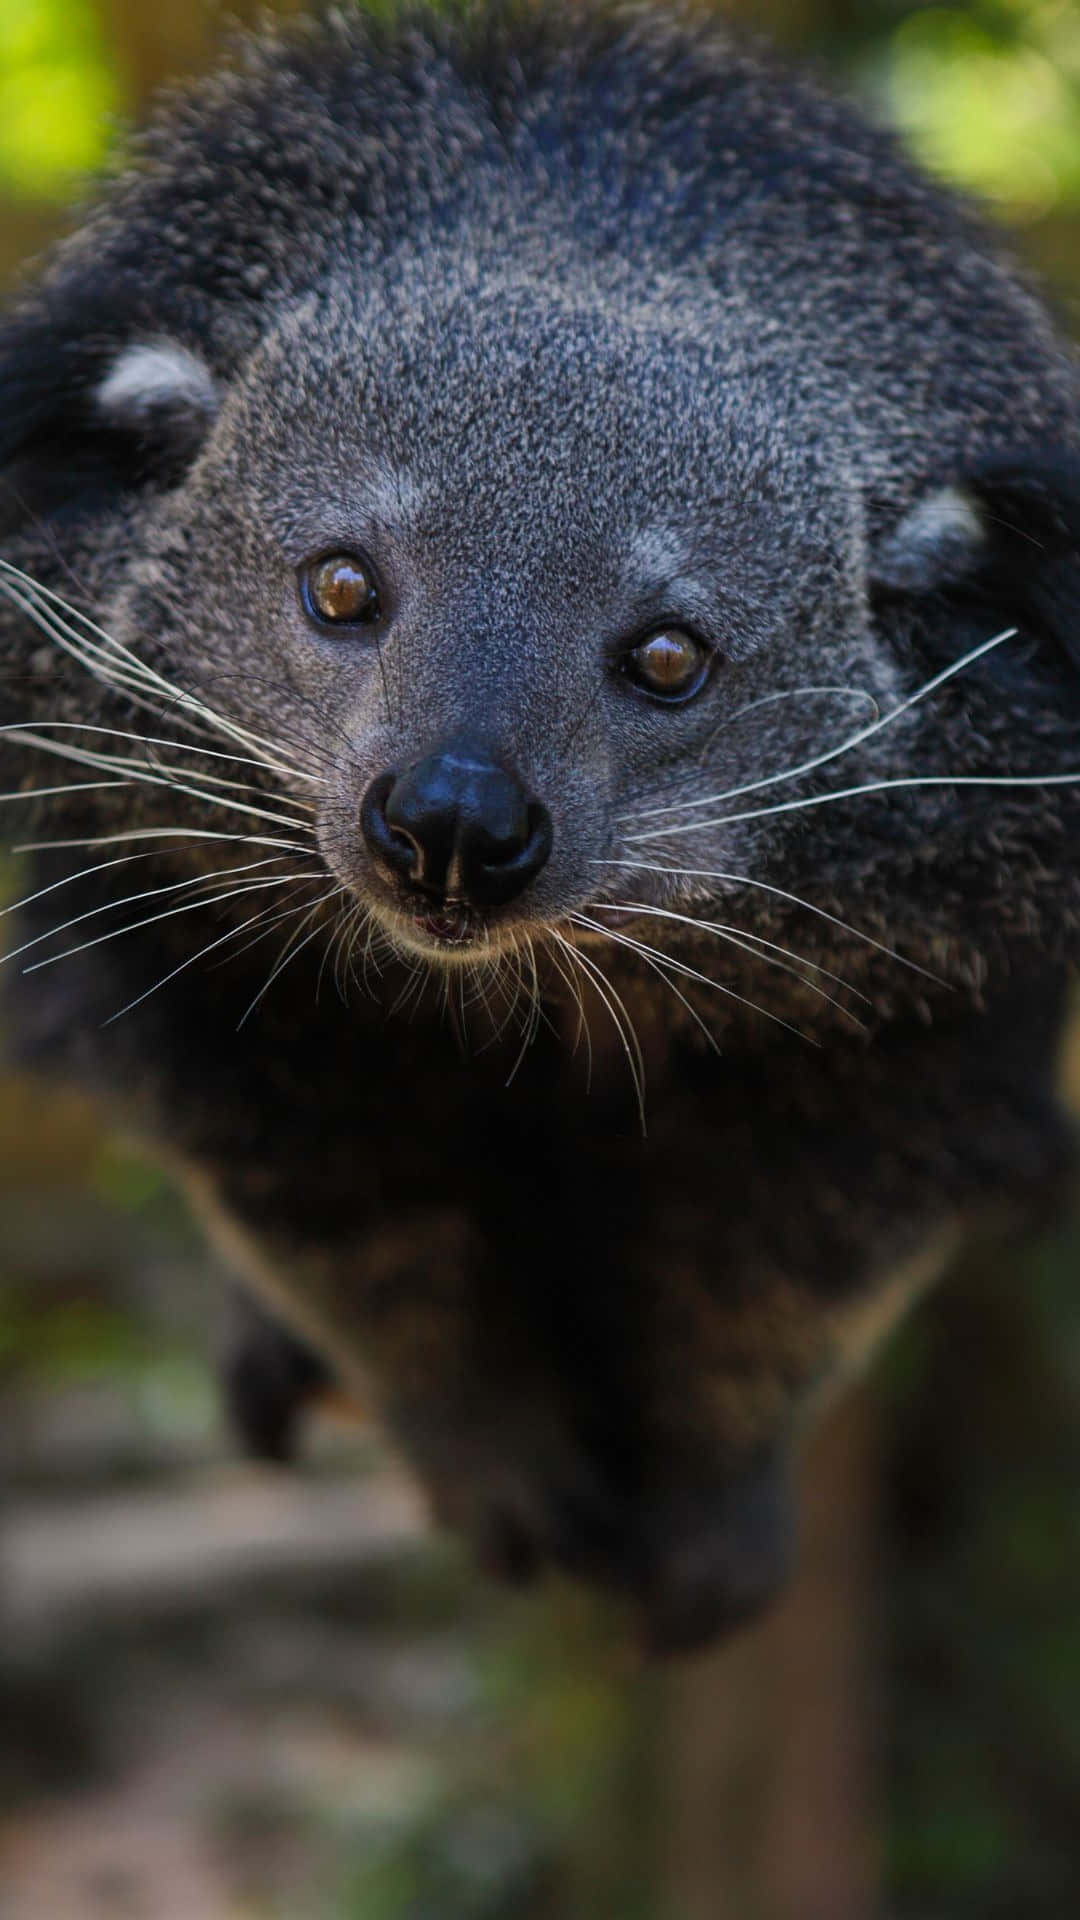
[623,627,712,701]
[301,552,382,626]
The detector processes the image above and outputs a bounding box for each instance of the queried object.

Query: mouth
[384,894,644,964]
[411,901,476,947]
[375,893,507,963]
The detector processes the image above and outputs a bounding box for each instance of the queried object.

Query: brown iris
[302,552,381,625]
[625,627,710,700]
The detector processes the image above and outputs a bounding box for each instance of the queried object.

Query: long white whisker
[544,936,594,1085]
[590,858,945,983]
[551,927,647,1130]
[0,857,302,967]
[207,893,327,971]
[0,720,322,797]
[0,564,315,782]
[699,683,881,763]
[588,899,870,1010]
[0,848,209,922]
[504,936,544,1085]
[101,888,336,1027]
[579,915,722,1055]
[0,570,202,702]
[571,911,816,1045]
[338,901,369,1000]
[473,949,527,1055]
[22,873,325,973]
[322,897,355,1004]
[1,780,131,804]
[391,955,429,1020]
[632,626,1018,821]
[352,908,386,999]
[630,766,1080,841]
[0,575,224,744]
[14,827,311,855]
[237,887,344,1028]
[2,728,315,833]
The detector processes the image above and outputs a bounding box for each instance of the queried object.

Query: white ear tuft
[95,341,219,429]
[872,485,986,592]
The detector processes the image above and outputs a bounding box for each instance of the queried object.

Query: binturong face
[94,260,1080,1021]
[98,272,924,997]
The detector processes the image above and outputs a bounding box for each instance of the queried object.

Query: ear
[871,452,1080,670]
[0,305,220,536]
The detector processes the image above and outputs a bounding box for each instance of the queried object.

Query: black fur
[1,1,1079,1649]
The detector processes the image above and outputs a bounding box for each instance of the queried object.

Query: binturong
[3,0,1080,1653]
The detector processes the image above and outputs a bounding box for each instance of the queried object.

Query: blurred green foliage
[0,0,118,201]
[5,1,1080,220]
[854,1,1080,219]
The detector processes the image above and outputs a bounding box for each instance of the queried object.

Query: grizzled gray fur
[2,0,1080,1648]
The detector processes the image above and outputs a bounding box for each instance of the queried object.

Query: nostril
[476,799,548,870]
[360,770,419,884]
[465,798,553,907]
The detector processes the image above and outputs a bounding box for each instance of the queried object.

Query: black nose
[361,743,553,909]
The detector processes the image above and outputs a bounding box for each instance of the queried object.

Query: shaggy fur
[2,0,1079,1647]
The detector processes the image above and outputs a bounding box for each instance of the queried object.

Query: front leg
[220,1287,334,1463]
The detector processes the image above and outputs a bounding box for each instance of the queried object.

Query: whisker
[14,827,312,855]
[22,873,325,974]
[237,887,345,1028]
[698,683,880,762]
[0,847,222,923]
[102,887,337,1027]
[470,950,523,1054]
[590,858,945,984]
[588,899,870,1014]
[325,897,360,1005]
[206,894,326,971]
[0,563,316,784]
[0,721,322,800]
[1,780,131,804]
[629,766,1080,841]
[631,626,1019,822]
[353,913,386,999]
[1,856,305,968]
[544,934,594,1086]
[578,914,722,1056]
[504,936,544,1085]
[551,926,647,1130]
[390,954,429,1020]
[0,575,227,747]
[2,727,316,833]
[351,906,385,999]
[570,911,816,1045]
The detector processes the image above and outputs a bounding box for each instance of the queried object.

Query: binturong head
[64,251,1080,1010]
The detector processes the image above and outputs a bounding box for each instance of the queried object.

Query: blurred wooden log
[660,1388,879,1920]
[1,1463,427,1648]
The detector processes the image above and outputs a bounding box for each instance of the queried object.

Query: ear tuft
[95,340,220,436]
[871,485,987,593]
[872,451,1080,675]
[0,321,222,533]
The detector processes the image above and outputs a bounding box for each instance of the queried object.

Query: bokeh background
[3,4,1080,1917]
